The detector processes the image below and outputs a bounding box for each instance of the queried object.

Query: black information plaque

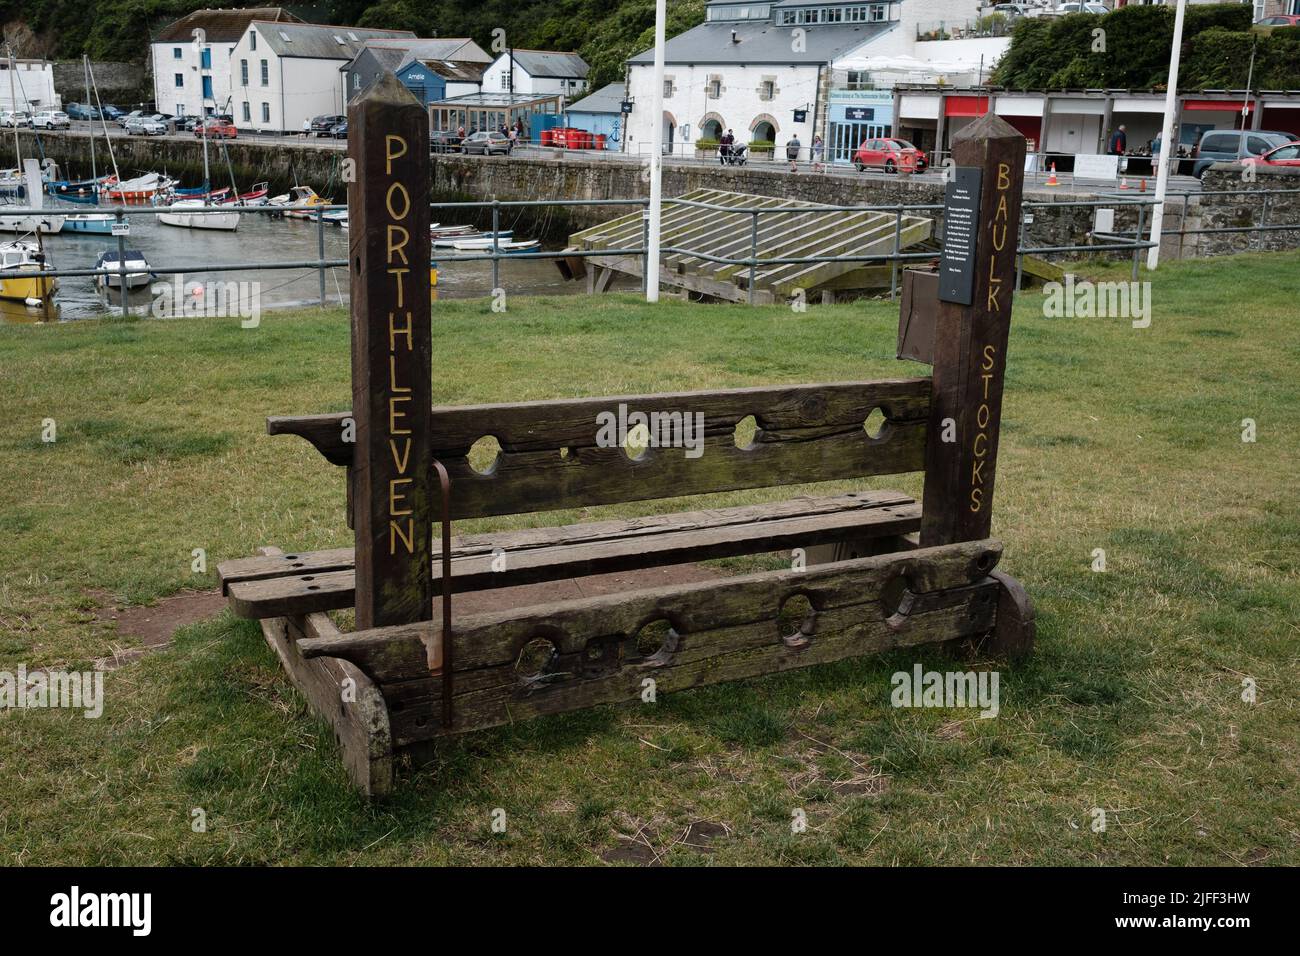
[938,166,982,305]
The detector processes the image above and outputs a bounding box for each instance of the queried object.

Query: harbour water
[0,199,616,325]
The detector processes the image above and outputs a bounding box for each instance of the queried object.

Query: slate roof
[509,50,590,79]
[367,38,493,64]
[627,20,893,65]
[154,7,300,44]
[567,82,626,115]
[252,21,416,59]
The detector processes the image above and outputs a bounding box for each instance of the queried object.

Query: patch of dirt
[88,589,227,669]
[600,841,661,866]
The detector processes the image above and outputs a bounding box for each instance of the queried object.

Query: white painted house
[481,50,590,100]
[227,20,416,133]
[624,0,984,160]
[0,58,60,112]
[150,8,301,120]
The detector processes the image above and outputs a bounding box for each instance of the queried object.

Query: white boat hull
[158,209,240,231]
[0,214,65,234]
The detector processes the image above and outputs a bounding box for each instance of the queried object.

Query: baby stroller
[719,142,748,166]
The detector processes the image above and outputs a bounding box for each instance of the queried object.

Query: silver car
[125,115,167,136]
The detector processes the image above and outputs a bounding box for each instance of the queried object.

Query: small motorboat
[94,249,153,289]
[433,230,513,249]
[321,208,349,226]
[0,210,65,234]
[173,183,232,202]
[46,173,118,199]
[104,173,175,204]
[451,238,539,253]
[268,185,332,219]
[223,181,270,206]
[0,240,58,304]
[158,198,240,231]
[64,214,117,235]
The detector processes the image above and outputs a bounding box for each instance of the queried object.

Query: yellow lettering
[389,437,411,472]
[388,311,413,351]
[977,403,990,429]
[970,487,983,512]
[389,353,412,393]
[982,344,996,371]
[389,394,412,435]
[973,433,988,459]
[992,222,1007,252]
[997,162,1010,191]
[994,194,1008,223]
[387,225,411,266]
[389,518,415,554]
[387,268,409,308]
[384,135,408,175]
[385,181,410,221]
[389,477,413,516]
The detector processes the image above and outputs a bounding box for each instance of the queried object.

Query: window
[173,47,182,59]
[249,30,256,51]
[242,101,251,122]
[663,79,673,98]
[174,73,184,88]
[176,104,184,116]
[870,4,887,22]
[240,59,248,85]
[761,80,774,99]
[260,59,269,86]
[261,102,270,123]
[708,78,721,98]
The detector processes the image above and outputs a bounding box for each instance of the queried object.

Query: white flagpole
[1147,0,1187,270]
[646,0,667,302]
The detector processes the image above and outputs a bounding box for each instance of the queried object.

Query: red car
[1244,140,1300,167]
[853,137,927,173]
[194,119,237,140]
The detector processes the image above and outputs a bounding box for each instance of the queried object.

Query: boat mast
[84,55,96,186]
[7,47,20,170]
[87,59,122,189]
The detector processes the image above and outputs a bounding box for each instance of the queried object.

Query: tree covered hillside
[0,0,705,90]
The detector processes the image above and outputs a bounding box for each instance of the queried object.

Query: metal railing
[2,187,1295,317]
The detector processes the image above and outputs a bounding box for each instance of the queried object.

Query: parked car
[852,137,927,173]
[195,118,238,139]
[461,130,513,155]
[65,102,102,121]
[125,115,167,136]
[310,114,346,136]
[991,4,1032,17]
[1256,14,1300,26]
[328,120,347,139]
[100,104,124,121]
[31,110,71,130]
[175,115,202,132]
[1192,129,1293,178]
[430,129,464,153]
[1243,140,1300,168]
[0,110,31,128]
[1056,1,1108,13]
[119,109,145,128]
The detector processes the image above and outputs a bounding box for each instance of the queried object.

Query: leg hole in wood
[468,435,501,476]
[777,592,816,648]
[969,549,998,579]
[629,618,679,667]
[734,414,758,450]
[881,574,917,629]
[515,637,558,683]
[864,407,888,440]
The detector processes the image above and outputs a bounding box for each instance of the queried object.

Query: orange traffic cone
[1119,176,1130,190]
[1045,162,1060,187]
[1139,177,1147,193]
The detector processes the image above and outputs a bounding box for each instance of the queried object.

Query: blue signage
[845,107,875,121]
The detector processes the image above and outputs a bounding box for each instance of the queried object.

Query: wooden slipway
[564,188,933,304]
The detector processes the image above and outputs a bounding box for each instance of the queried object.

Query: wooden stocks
[348,74,433,629]
[920,113,1026,547]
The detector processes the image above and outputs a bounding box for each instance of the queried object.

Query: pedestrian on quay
[812,134,824,171]
[786,134,801,172]
[301,118,310,140]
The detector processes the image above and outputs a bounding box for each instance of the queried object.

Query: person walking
[301,118,310,140]
[720,127,735,161]
[812,134,825,171]
[786,134,801,172]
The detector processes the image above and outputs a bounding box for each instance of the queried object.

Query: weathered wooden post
[348,73,433,630]
[920,112,1026,548]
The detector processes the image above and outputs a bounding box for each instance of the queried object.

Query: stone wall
[52,61,149,105]
[1197,164,1300,255]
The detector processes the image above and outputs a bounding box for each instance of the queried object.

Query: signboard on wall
[845,107,875,121]
[793,109,807,123]
[938,166,982,306]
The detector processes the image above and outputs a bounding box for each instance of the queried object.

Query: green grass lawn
[1,252,1297,865]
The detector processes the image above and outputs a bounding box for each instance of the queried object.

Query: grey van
[1193,129,1293,178]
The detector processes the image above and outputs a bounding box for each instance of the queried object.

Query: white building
[481,50,590,100]
[0,58,60,112]
[227,20,417,133]
[150,8,301,120]
[624,0,989,160]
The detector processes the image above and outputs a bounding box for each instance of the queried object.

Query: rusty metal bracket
[432,459,454,729]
